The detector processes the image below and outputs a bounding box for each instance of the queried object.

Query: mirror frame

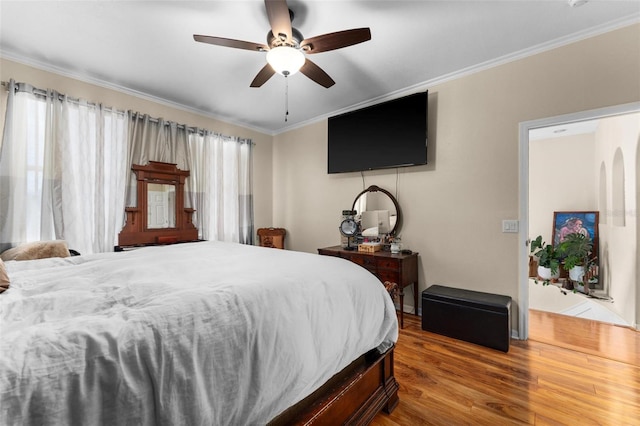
[117,161,198,248]
[352,185,402,236]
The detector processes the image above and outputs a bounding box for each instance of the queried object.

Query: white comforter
[0,241,398,426]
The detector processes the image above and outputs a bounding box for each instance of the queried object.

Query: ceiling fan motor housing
[267,26,304,49]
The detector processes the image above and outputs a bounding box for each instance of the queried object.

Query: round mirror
[352,185,401,236]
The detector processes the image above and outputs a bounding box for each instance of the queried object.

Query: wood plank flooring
[529,309,640,366]
[371,313,640,425]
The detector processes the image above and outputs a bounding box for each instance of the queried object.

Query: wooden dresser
[318,245,419,328]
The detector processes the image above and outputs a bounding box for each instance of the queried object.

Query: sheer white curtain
[1,81,253,252]
[0,80,128,254]
[0,81,51,252]
[189,131,253,244]
[126,112,191,207]
[238,139,253,244]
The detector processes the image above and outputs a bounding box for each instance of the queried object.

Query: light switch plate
[502,220,519,233]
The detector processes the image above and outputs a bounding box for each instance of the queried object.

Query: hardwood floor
[529,309,640,366]
[371,313,640,425]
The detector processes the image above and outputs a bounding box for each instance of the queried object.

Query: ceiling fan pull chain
[284,73,289,122]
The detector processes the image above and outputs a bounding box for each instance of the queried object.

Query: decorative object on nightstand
[390,236,402,254]
[358,242,381,253]
[257,228,286,249]
[339,210,358,251]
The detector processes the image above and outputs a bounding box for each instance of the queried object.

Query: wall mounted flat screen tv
[327,91,427,174]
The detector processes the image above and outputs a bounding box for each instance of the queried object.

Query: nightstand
[318,245,419,328]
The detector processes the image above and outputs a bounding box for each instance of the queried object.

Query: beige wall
[273,24,640,332]
[595,113,639,326]
[0,58,274,234]
[529,133,596,244]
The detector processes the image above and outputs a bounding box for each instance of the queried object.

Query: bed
[0,241,399,425]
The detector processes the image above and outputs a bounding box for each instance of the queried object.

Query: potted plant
[557,232,594,290]
[530,235,560,282]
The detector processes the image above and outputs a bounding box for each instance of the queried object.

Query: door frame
[517,101,640,340]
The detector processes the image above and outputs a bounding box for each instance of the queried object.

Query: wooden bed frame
[269,346,398,425]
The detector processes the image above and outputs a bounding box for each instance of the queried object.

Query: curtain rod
[1,80,253,143]
[1,80,126,116]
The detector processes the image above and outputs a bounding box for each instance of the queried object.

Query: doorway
[518,101,640,340]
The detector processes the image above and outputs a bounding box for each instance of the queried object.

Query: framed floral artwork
[552,211,599,247]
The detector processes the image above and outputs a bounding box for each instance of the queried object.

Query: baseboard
[394,303,422,316]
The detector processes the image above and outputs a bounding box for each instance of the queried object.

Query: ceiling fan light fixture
[267,46,305,76]
[194,1,370,88]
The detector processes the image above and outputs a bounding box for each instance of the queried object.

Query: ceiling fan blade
[264,0,292,42]
[250,64,276,88]
[301,28,371,54]
[194,35,268,52]
[299,59,335,88]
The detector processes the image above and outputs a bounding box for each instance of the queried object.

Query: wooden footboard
[269,345,398,426]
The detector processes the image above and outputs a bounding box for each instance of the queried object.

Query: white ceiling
[1,1,638,135]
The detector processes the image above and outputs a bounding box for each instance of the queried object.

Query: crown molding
[0,50,275,136]
[272,14,640,135]
[2,14,638,138]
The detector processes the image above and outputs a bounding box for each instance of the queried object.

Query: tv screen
[327,91,427,174]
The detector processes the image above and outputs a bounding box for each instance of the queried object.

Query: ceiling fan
[193,0,371,88]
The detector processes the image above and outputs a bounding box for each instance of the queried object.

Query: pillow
[0,258,9,294]
[0,240,71,261]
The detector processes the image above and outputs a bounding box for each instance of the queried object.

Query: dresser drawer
[376,258,399,270]
[318,246,417,288]
[344,254,376,269]
[377,269,400,283]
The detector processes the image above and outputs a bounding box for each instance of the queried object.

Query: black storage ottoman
[421,285,512,352]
